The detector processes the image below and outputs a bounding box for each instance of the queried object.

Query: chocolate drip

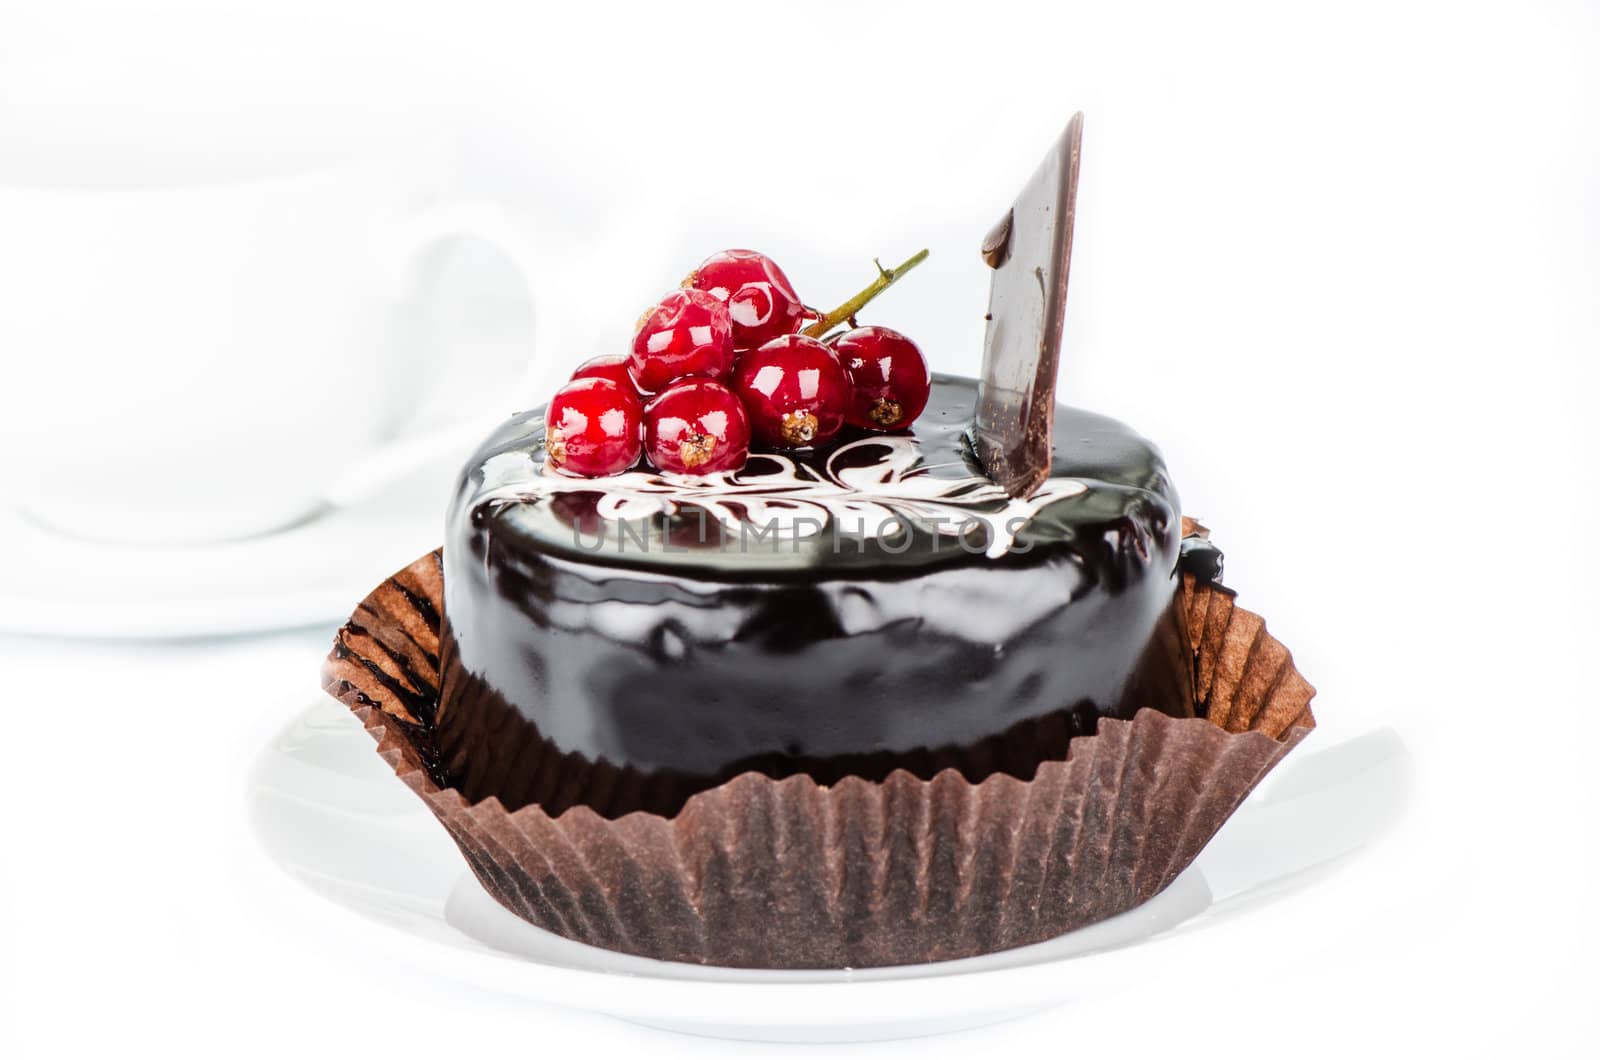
[1179,535,1226,584]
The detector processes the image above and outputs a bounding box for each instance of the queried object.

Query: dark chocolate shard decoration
[974,112,1083,498]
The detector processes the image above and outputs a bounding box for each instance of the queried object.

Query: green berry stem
[802,249,929,338]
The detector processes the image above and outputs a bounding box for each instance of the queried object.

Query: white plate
[247,700,1409,1042]
[0,442,463,639]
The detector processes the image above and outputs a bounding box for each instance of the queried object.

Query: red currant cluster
[545,249,931,478]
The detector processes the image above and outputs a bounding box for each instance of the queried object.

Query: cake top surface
[454,373,1179,580]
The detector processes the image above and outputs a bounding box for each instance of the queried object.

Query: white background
[3,0,1597,1056]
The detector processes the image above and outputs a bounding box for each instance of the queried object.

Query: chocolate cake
[324,113,1317,968]
[435,377,1193,817]
[428,111,1199,819]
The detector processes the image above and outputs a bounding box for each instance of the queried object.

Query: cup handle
[322,199,563,508]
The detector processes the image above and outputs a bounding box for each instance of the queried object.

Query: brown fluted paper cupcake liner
[322,523,1315,968]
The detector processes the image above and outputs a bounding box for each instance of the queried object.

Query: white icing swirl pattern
[477,436,1086,559]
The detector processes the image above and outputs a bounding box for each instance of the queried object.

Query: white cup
[0,23,700,546]
[0,141,565,543]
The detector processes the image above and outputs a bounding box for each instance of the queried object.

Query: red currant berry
[629,288,735,393]
[684,249,808,351]
[834,326,931,431]
[731,334,849,449]
[642,379,750,474]
[545,377,642,477]
[569,354,638,393]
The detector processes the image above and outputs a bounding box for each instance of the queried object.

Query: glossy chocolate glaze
[436,375,1192,817]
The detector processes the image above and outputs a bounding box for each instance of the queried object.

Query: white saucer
[247,700,1410,1042]
[0,445,462,640]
